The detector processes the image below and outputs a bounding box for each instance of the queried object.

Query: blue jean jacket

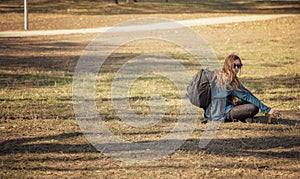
[205,82,271,122]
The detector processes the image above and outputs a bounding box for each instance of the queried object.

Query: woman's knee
[226,104,259,122]
[248,104,259,116]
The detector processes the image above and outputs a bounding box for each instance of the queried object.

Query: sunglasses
[233,63,243,69]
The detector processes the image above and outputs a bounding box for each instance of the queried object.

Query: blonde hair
[218,54,243,91]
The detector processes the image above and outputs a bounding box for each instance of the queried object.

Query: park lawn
[0,1,299,178]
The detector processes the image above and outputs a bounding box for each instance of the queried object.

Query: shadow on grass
[0,120,299,157]
[182,134,300,159]
[0,118,298,173]
[249,115,299,125]
[243,75,300,95]
[0,132,98,154]
[0,0,299,15]
[0,37,83,74]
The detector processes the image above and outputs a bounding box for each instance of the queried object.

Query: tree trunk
[126,0,135,3]
[111,0,118,4]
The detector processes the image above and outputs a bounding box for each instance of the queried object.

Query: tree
[126,0,136,3]
[112,0,137,4]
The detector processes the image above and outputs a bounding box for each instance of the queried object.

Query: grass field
[0,0,300,178]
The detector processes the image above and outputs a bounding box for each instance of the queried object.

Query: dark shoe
[251,116,268,123]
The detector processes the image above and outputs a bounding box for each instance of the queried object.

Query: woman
[205,54,281,122]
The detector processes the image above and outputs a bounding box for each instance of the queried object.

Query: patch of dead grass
[0,11,299,178]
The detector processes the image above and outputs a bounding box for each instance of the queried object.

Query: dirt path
[0,14,293,37]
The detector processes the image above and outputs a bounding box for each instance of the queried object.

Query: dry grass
[0,1,300,178]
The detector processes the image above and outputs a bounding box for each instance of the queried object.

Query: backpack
[186,68,213,109]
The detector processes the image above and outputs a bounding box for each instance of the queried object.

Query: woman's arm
[232,84,281,117]
[231,84,271,114]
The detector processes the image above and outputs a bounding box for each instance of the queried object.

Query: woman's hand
[268,108,281,117]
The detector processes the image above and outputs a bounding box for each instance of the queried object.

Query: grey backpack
[186,68,213,109]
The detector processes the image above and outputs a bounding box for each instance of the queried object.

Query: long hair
[220,54,243,91]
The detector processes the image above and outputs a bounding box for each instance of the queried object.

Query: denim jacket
[205,74,271,122]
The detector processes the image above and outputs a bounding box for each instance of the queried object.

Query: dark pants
[226,103,259,122]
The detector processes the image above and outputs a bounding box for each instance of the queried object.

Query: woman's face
[232,59,242,75]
